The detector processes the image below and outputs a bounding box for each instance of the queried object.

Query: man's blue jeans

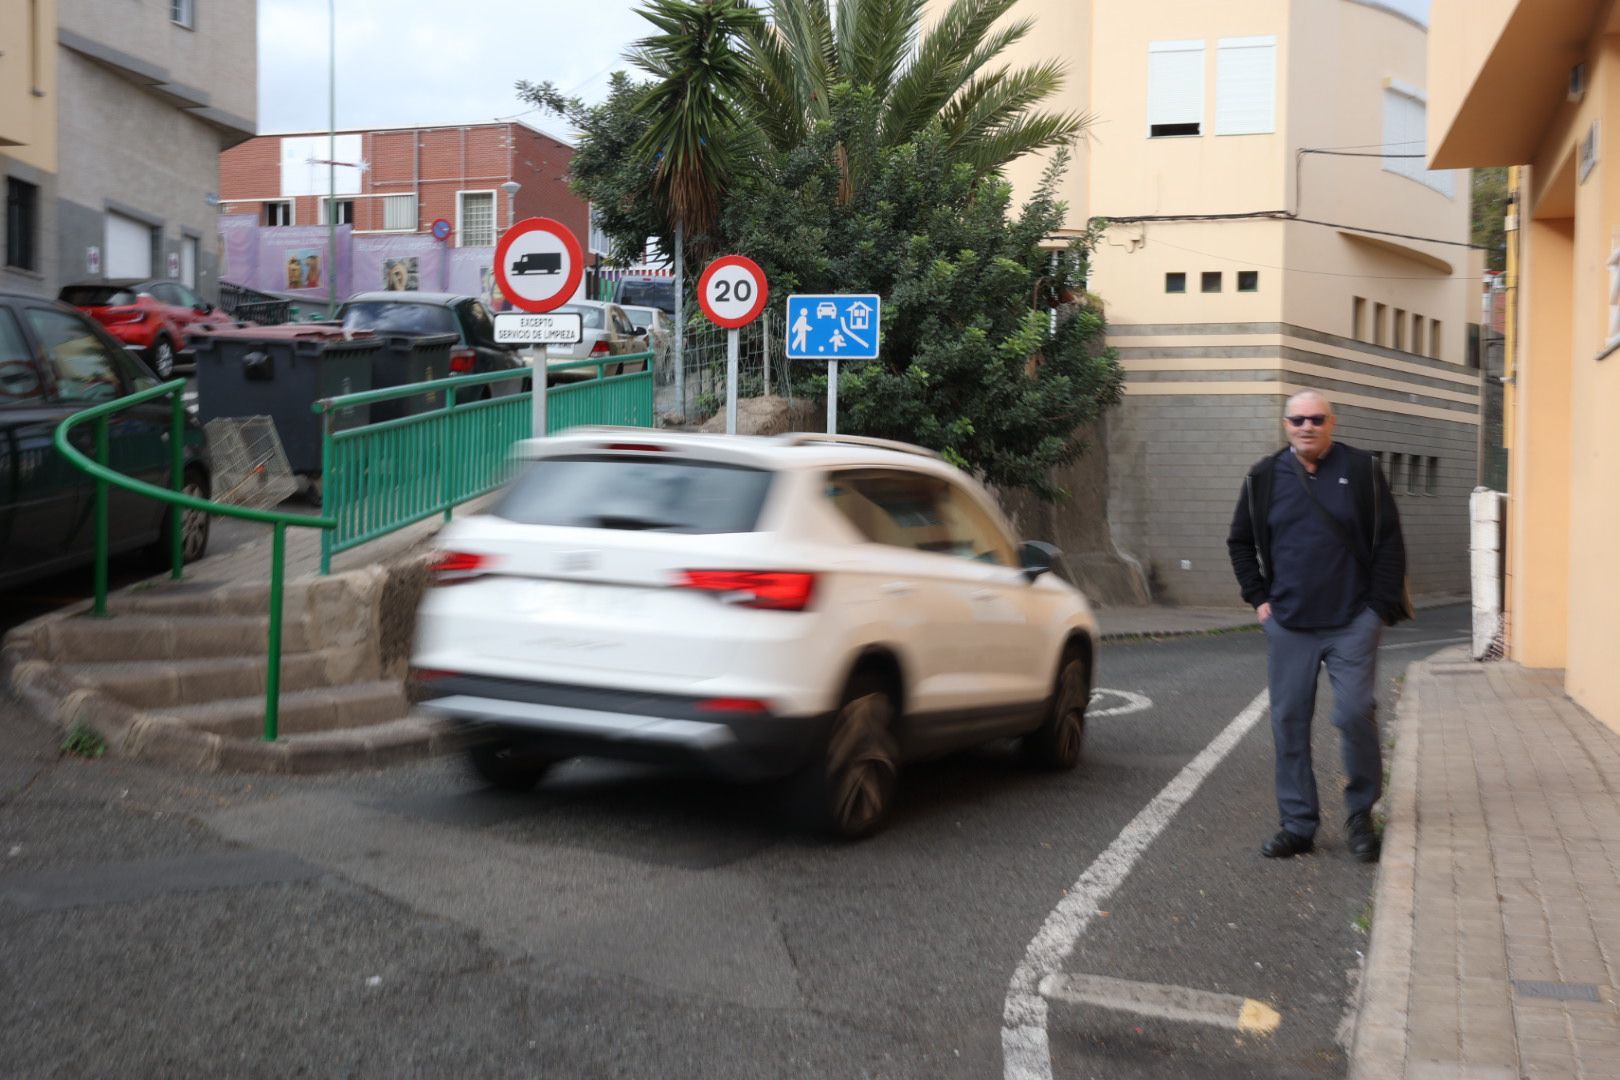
[1262,605,1384,838]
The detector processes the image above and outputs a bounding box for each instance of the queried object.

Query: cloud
[257,0,651,133]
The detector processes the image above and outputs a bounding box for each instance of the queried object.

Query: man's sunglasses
[1286,414,1329,428]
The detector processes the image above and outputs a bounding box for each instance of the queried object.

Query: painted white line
[1002,687,1271,1080]
[1379,635,1468,652]
[1039,973,1282,1036]
[1087,689,1152,718]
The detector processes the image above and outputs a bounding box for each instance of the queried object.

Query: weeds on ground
[61,723,106,759]
[1352,901,1374,935]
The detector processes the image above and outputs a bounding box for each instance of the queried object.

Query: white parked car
[542,300,647,378]
[412,430,1100,837]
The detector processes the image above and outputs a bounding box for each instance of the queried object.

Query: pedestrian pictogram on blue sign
[785,294,881,360]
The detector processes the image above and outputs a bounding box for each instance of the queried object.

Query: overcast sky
[256,0,1432,136]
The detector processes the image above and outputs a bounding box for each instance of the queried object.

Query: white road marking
[1039,973,1282,1036]
[1086,689,1152,718]
[1002,687,1271,1080]
[1379,635,1468,652]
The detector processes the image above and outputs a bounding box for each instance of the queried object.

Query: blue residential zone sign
[785,294,881,361]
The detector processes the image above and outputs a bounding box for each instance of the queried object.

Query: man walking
[1226,390,1406,862]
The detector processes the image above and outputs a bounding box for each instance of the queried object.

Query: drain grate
[1512,980,1602,1002]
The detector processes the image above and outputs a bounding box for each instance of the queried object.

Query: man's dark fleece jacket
[1226,442,1407,628]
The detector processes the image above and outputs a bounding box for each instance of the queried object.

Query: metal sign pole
[533,345,548,438]
[726,328,740,435]
[827,359,838,435]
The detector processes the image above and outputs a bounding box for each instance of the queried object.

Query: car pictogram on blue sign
[786,294,882,360]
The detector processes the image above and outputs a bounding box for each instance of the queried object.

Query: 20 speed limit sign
[697,255,769,329]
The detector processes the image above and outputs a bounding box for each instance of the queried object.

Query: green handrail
[311,352,655,573]
[53,379,335,742]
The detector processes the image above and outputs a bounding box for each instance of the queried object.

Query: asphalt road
[0,604,1469,1079]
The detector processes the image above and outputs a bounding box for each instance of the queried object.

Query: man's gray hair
[1285,389,1334,415]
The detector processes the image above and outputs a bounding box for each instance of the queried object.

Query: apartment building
[51,0,255,300]
[943,0,1481,605]
[1428,0,1620,732]
[2,0,59,294]
[218,123,588,250]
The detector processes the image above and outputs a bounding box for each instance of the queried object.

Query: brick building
[218,122,591,251]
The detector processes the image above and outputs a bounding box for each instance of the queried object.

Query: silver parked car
[543,300,649,381]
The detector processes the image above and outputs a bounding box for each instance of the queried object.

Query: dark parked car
[610,276,675,315]
[336,292,525,397]
[0,291,211,590]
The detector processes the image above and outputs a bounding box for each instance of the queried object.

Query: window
[171,0,194,28]
[1148,41,1204,137]
[1425,457,1439,496]
[0,308,45,404]
[1373,303,1387,346]
[1238,270,1259,292]
[1165,272,1187,294]
[1392,308,1406,350]
[381,194,417,231]
[1407,455,1421,495]
[264,200,292,227]
[825,469,1015,566]
[492,457,773,535]
[1429,319,1442,360]
[321,198,354,226]
[1352,296,1366,340]
[1382,86,1455,197]
[1201,271,1222,293]
[26,308,125,404]
[1410,313,1424,356]
[5,177,38,271]
[457,191,495,247]
[1215,36,1276,135]
[1387,453,1403,493]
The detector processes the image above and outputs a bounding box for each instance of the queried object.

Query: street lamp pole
[500,180,521,231]
[326,0,336,317]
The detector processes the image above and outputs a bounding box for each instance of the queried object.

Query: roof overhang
[1430,0,1604,168]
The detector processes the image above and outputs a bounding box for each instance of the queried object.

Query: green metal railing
[313,351,654,573]
[53,380,335,742]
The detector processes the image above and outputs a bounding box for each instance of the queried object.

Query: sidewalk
[1352,648,1620,1080]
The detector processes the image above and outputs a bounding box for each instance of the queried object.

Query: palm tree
[741,0,1086,183]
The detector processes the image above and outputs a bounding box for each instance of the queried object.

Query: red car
[58,280,235,378]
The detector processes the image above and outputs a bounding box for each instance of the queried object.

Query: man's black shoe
[1260,829,1314,858]
[1346,812,1381,863]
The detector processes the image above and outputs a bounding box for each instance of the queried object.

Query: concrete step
[154,680,408,739]
[62,646,371,710]
[38,614,315,663]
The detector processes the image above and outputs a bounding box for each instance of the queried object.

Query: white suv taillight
[431,550,498,585]
[677,570,816,611]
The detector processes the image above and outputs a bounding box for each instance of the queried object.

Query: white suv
[412,429,1099,837]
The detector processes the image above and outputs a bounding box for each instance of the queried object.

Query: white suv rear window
[492,456,773,534]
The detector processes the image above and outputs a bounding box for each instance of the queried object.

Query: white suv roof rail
[776,432,942,460]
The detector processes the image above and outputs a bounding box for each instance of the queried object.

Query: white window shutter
[1148,41,1205,133]
[1216,36,1276,135]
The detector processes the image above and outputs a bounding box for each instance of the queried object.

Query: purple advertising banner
[218,215,260,286]
[257,225,353,297]
[354,234,447,295]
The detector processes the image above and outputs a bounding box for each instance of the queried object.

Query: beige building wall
[1429,0,1620,732]
[1,0,59,170]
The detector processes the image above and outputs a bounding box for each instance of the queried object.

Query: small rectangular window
[1429,319,1442,360]
[1373,303,1387,347]
[1237,270,1258,292]
[1407,455,1421,495]
[171,0,194,28]
[1392,308,1406,351]
[5,177,39,271]
[381,194,417,231]
[1411,313,1425,355]
[1425,456,1439,496]
[1387,453,1403,492]
[1201,271,1222,293]
[322,198,354,226]
[264,200,292,227]
[1148,41,1205,137]
[457,191,495,248]
[1352,297,1366,341]
[1165,272,1186,294]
